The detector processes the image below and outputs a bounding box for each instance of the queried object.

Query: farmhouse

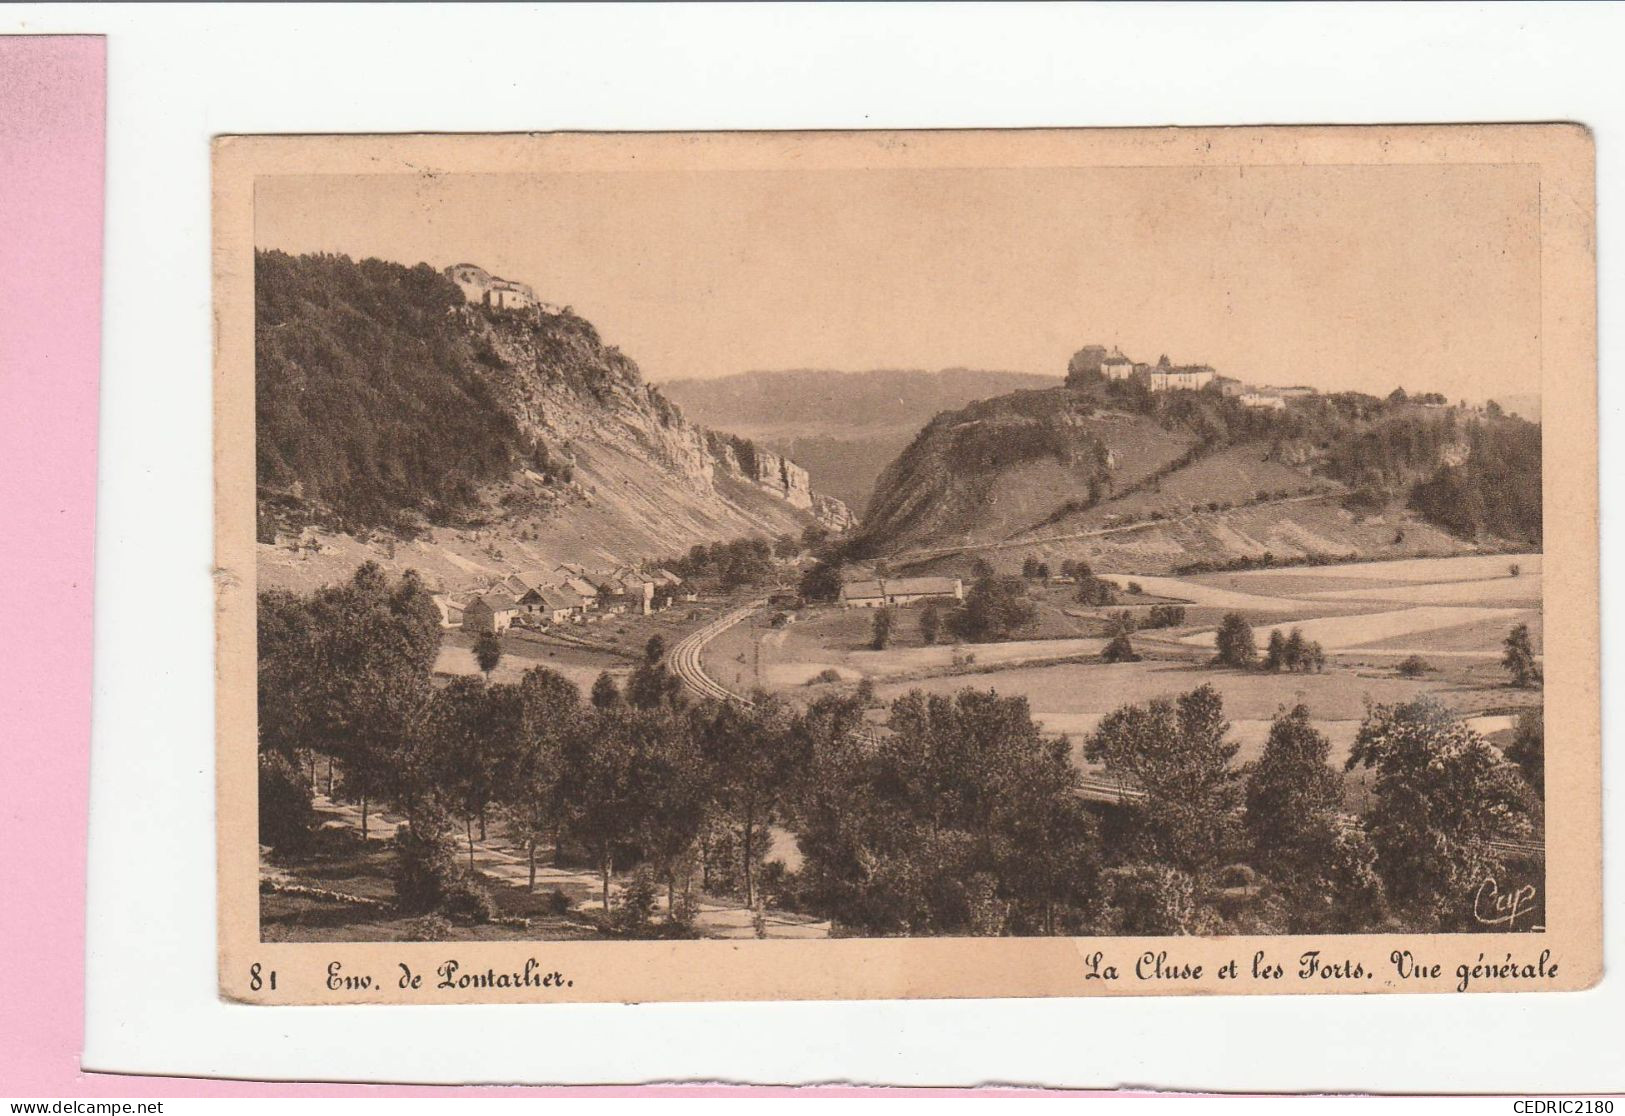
[462,591,520,633]
[562,576,599,607]
[840,576,964,609]
[618,573,656,615]
[527,585,583,624]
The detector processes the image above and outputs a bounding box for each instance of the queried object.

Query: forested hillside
[254,252,848,593]
[256,251,527,530]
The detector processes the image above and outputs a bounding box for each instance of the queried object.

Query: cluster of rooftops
[435,563,694,631]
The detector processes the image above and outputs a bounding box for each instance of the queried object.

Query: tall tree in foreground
[1241,704,1385,931]
[696,696,807,910]
[1346,698,1536,929]
[306,563,442,839]
[1084,683,1242,871]
[502,667,581,890]
[1245,705,1342,863]
[560,708,643,911]
[1505,707,1545,796]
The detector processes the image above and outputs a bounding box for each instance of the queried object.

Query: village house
[562,576,599,608]
[840,576,964,609]
[462,591,520,634]
[618,573,656,615]
[526,585,583,625]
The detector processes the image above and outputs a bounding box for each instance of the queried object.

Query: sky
[256,162,1541,402]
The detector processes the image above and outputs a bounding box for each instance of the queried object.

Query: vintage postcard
[215,126,1597,1004]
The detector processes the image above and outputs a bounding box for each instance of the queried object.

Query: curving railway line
[668,602,762,706]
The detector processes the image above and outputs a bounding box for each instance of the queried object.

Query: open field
[727,552,1545,817]
[1226,552,1542,584]
[1179,605,1525,653]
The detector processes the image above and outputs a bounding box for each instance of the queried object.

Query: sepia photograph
[214,127,1597,1002]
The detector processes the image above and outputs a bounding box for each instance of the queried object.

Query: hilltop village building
[444,263,558,314]
[840,576,965,609]
[1100,347,1137,381]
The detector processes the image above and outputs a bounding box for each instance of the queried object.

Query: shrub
[612,866,661,934]
[1101,632,1140,663]
[401,913,453,941]
[1396,655,1432,678]
[1126,581,1144,595]
[541,887,573,916]
[808,668,844,686]
[444,876,498,925]
[391,819,463,915]
[258,752,315,853]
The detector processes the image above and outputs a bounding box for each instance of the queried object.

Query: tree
[428,676,522,860]
[1214,613,1258,669]
[1346,698,1537,928]
[870,607,895,651]
[919,600,942,645]
[643,635,666,664]
[787,687,1106,936]
[590,671,621,710]
[258,752,315,853]
[1505,707,1545,795]
[502,667,581,890]
[1502,622,1541,688]
[560,707,644,911]
[798,558,844,603]
[638,710,710,918]
[626,655,684,710]
[1282,628,1307,672]
[1244,705,1341,866]
[1263,629,1288,673]
[1100,864,1204,935]
[1021,556,1041,579]
[302,563,442,839]
[970,556,994,579]
[473,630,502,681]
[948,575,1037,643]
[696,696,808,909]
[1084,684,1242,871]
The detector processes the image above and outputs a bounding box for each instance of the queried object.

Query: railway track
[668,602,762,705]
